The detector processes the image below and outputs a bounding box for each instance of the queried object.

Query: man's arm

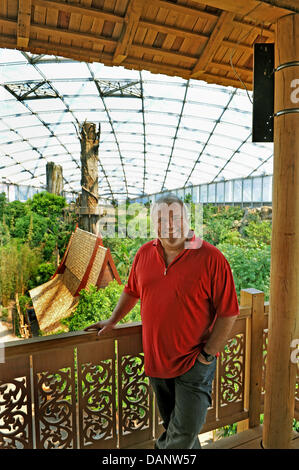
[198,315,237,364]
[84,290,139,336]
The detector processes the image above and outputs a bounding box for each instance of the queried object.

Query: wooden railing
[0,289,298,449]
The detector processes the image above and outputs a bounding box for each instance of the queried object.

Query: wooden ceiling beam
[32,0,125,24]
[129,44,197,65]
[208,61,252,77]
[30,23,117,48]
[151,0,219,22]
[0,17,117,48]
[200,71,252,90]
[17,0,32,48]
[137,20,268,57]
[189,0,290,24]
[191,11,235,78]
[0,34,113,65]
[113,0,143,65]
[240,0,299,14]
[139,20,209,42]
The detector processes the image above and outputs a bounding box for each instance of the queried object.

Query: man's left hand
[197,353,213,365]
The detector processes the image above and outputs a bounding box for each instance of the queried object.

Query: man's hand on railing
[84,319,117,337]
[84,291,139,337]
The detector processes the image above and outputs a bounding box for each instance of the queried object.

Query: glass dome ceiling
[0,48,273,202]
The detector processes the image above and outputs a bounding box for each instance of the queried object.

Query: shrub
[27,261,56,290]
[63,280,141,332]
[27,191,66,218]
[217,242,271,300]
[0,240,42,305]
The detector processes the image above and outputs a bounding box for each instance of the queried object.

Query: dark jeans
[149,357,217,449]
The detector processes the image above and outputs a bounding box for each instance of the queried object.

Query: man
[84,194,239,449]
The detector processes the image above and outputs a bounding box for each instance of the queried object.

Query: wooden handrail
[4,322,142,359]
[5,305,254,360]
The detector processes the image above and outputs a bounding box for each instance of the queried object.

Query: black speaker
[252,43,275,143]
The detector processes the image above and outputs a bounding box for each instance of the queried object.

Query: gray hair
[150,193,189,222]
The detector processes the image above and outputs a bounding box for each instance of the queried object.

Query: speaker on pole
[252,43,275,143]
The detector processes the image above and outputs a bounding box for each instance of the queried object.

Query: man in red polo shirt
[85,194,239,449]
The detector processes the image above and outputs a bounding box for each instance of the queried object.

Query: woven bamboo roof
[0,0,297,91]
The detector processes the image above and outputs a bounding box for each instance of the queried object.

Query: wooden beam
[208,61,252,77]
[150,0,218,23]
[199,71,252,90]
[123,56,192,80]
[32,0,125,24]
[0,34,114,64]
[17,0,32,48]
[0,17,117,48]
[189,0,291,24]
[191,11,235,78]
[252,0,299,13]
[113,0,143,65]
[139,20,209,43]
[262,13,299,449]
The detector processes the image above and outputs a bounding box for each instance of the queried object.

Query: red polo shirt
[124,233,239,378]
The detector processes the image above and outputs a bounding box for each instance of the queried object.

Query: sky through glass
[0,48,273,202]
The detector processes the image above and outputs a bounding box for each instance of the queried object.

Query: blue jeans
[149,357,216,449]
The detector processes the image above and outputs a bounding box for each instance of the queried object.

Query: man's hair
[150,193,189,222]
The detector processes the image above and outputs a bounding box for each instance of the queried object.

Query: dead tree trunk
[79,121,100,234]
[46,162,63,195]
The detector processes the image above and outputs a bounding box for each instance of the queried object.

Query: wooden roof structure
[0,0,298,92]
[29,226,121,333]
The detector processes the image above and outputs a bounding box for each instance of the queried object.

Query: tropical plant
[62,280,141,332]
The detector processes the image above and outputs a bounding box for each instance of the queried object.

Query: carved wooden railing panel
[218,318,247,420]
[261,313,269,408]
[77,339,117,449]
[118,333,153,448]
[0,356,33,449]
[32,349,77,449]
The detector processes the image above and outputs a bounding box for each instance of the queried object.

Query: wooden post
[79,122,100,235]
[263,13,299,449]
[237,289,264,433]
[46,162,63,195]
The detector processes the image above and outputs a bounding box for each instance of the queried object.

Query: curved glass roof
[0,48,273,202]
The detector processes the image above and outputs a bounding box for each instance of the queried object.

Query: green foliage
[0,240,43,305]
[241,220,272,247]
[27,191,66,218]
[27,261,56,290]
[217,242,271,300]
[103,236,147,282]
[63,280,141,332]
[18,294,32,314]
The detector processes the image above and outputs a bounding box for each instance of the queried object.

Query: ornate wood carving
[219,333,245,418]
[0,356,33,449]
[77,340,116,449]
[118,334,153,448]
[120,354,150,433]
[32,349,77,449]
[261,328,269,402]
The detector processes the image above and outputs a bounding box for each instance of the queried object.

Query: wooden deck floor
[126,425,299,449]
[203,425,299,449]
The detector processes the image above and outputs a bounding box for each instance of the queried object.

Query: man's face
[152,202,190,250]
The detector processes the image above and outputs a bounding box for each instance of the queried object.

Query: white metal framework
[0,49,273,202]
